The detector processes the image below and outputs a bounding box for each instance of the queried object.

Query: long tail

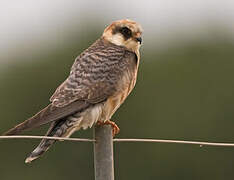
[25,114,82,163]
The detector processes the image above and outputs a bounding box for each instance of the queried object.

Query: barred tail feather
[25,103,103,163]
[25,116,76,163]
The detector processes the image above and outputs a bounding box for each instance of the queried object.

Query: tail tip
[25,146,45,163]
[25,156,38,164]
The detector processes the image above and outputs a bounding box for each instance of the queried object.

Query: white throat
[106,33,125,46]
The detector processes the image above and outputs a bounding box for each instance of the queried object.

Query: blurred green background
[1,1,234,180]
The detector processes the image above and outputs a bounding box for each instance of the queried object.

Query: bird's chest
[100,65,138,121]
[118,66,138,100]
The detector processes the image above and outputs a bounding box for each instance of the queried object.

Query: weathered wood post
[94,125,114,180]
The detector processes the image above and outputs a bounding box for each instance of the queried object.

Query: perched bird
[4,19,143,163]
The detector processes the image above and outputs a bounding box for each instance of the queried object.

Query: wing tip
[2,122,27,135]
[2,128,18,136]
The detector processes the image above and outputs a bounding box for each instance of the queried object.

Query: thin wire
[113,138,234,147]
[1,135,234,147]
[0,135,94,142]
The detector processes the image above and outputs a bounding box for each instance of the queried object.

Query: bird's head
[103,19,143,53]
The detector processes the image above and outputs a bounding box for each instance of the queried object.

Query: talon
[96,120,102,126]
[96,120,120,136]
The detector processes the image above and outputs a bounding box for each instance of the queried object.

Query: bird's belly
[64,103,104,134]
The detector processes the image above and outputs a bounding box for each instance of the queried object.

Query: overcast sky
[1,0,234,62]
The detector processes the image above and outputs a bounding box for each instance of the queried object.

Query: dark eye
[120,27,132,39]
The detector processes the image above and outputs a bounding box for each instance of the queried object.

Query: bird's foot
[97,120,120,136]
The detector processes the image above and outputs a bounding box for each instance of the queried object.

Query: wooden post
[94,125,114,180]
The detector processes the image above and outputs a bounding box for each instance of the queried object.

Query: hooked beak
[135,37,142,44]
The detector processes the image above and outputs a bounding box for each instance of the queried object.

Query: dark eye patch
[119,27,132,39]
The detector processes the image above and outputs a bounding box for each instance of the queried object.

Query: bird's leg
[96,120,120,136]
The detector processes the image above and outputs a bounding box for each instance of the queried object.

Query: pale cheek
[109,34,125,46]
[104,33,140,52]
